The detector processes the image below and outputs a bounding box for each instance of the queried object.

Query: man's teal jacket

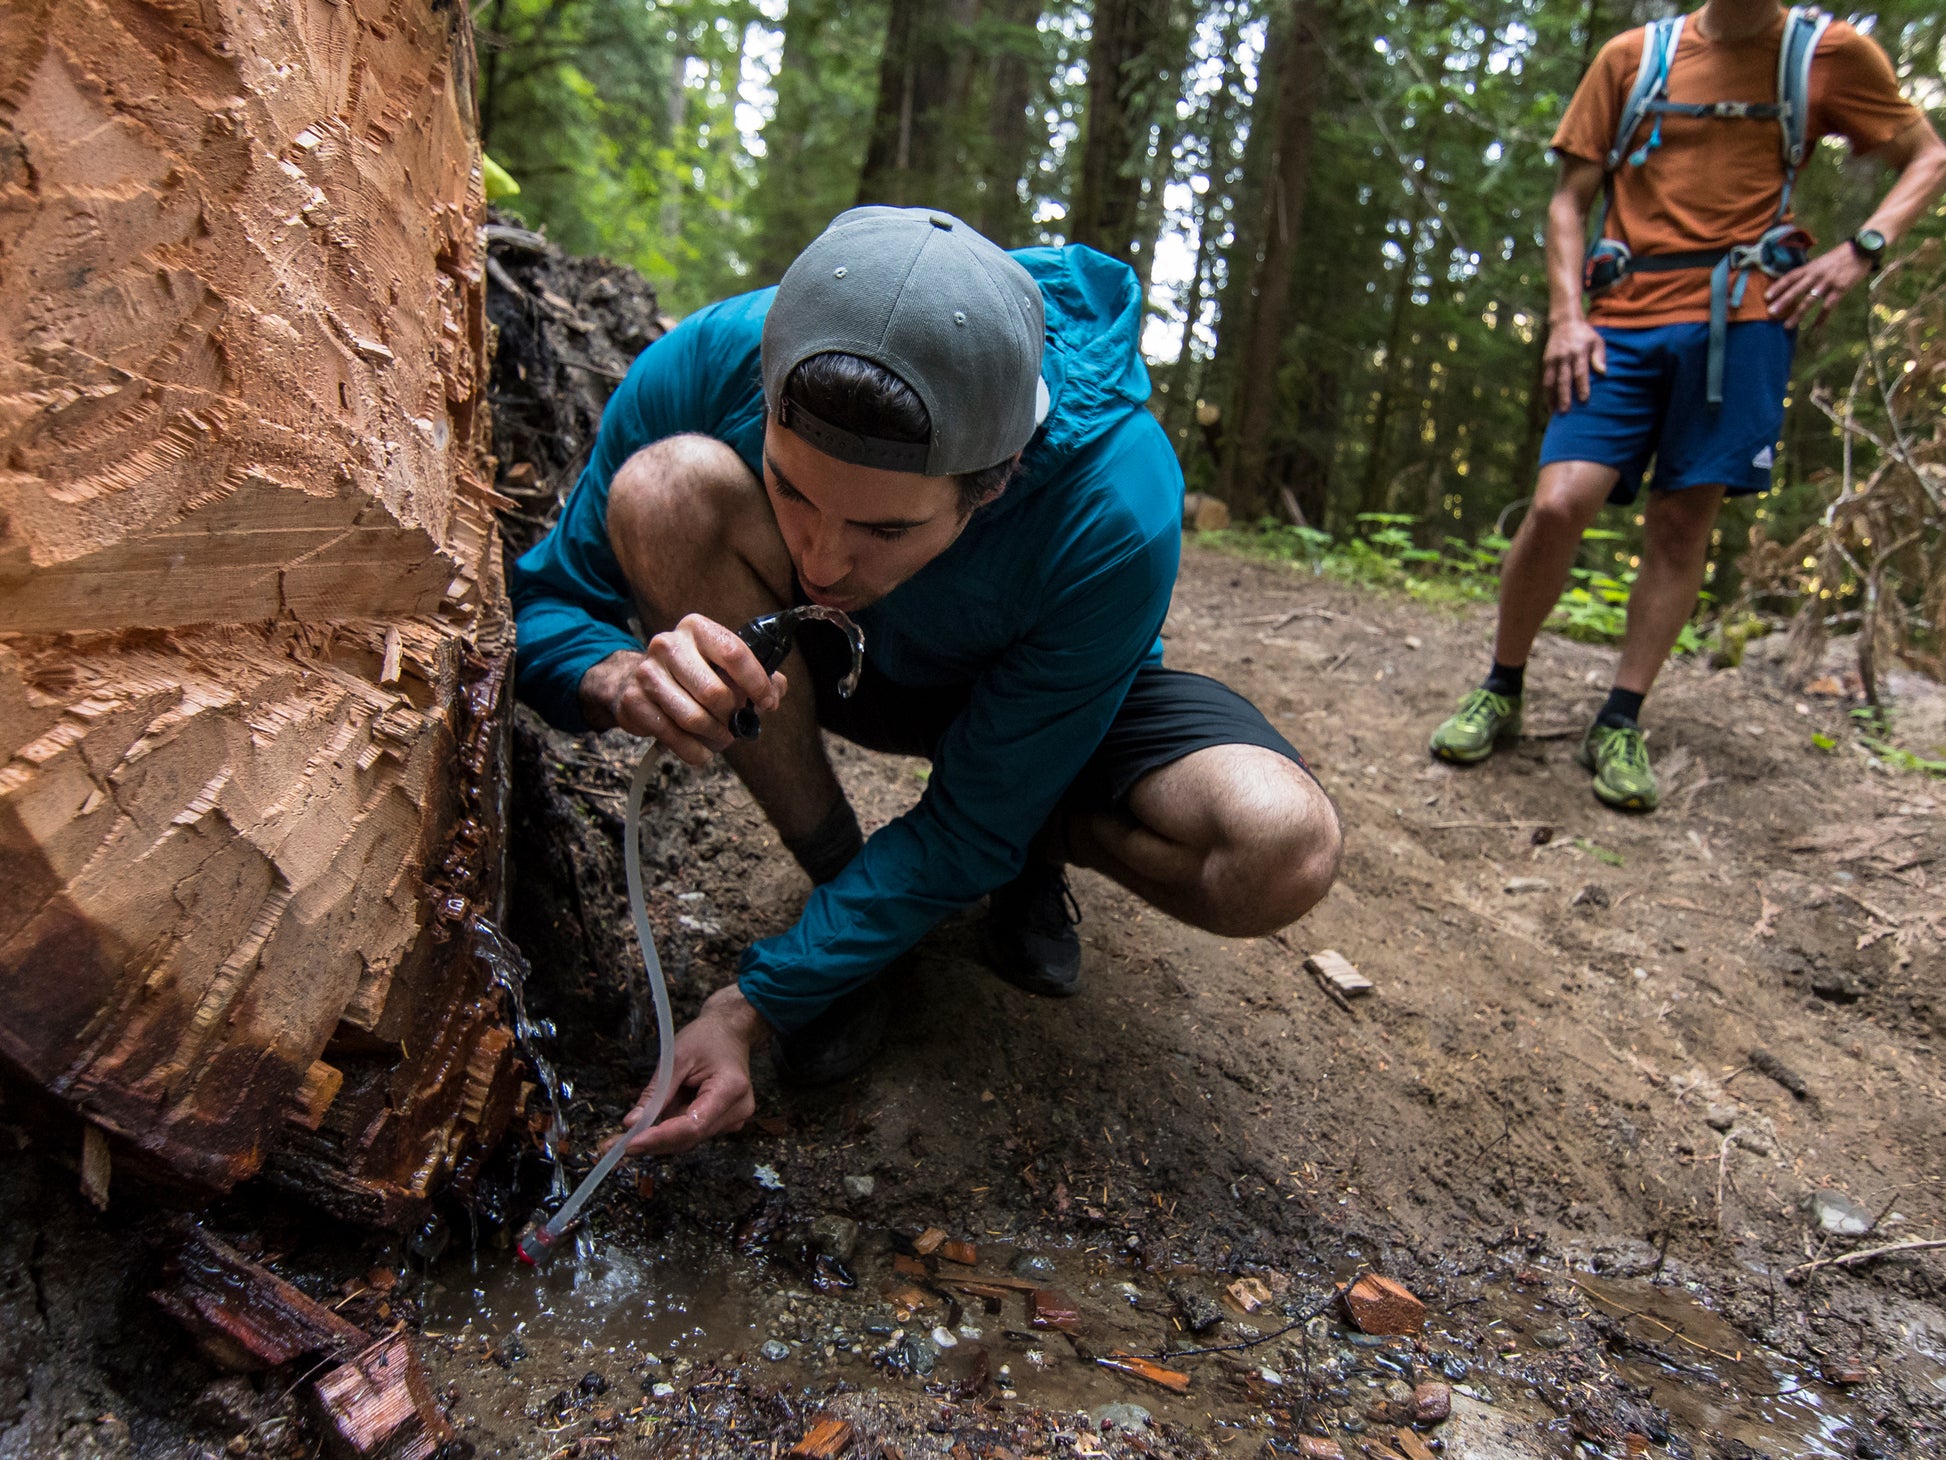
[509,244,1184,1031]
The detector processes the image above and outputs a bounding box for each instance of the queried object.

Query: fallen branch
[1787,1238,1946,1278]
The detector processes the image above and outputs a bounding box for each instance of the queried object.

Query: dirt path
[4,546,1940,1459]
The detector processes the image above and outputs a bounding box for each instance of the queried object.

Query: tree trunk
[1213,0,1326,518]
[972,0,1047,247]
[1071,0,1191,267]
[0,0,523,1227]
[855,0,981,210]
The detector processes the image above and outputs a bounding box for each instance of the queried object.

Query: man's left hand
[1767,246,1873,330]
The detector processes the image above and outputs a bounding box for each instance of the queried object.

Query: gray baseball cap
[761,206,1049,476]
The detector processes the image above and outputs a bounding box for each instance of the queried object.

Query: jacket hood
[1008,244,1153,497]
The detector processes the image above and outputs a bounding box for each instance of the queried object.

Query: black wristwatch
[1849,227,1887,273]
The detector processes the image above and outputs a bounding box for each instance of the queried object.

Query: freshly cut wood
[0,0,524,1225]
[1097,1351,1190,1394]
[1182,492,1233,532]
[151,1225,366,1373]
[1305,949,1373,996]
[309,1332,453,1460]
[787,1417,855,1459]
[1342,1274,1425,1335]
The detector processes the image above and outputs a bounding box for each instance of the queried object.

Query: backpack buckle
[1583,238,1633,295]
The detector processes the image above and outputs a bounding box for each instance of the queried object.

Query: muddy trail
[4,548,1943,1460]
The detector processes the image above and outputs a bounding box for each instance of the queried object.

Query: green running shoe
[1577,721,1659,812]
[1429,688,1522,765]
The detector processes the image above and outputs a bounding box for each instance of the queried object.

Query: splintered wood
[1097,1352,1190,1394]
[1305,950,1372,998]
[309,1333,454,1460]
[0,0,520,1226]
[787,1418,855,1458]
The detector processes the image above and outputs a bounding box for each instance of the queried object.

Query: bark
[855,0,981,210]
[972,0,1046,247]
[0,0,522,1226]
[1213,0,1326,518]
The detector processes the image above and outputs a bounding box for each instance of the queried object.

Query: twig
[1568,1279,1744,1365]
[1830,886,1901,928]
[1787,1238,1946,1277]
[1716,1133,1737,1231]
[1420,818,1556,831]
[1127,1273,1360,1361]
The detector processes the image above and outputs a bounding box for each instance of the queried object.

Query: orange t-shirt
[1552,10,1919,327]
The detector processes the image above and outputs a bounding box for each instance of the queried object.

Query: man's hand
[1765,246,1873,331]
[1543,315,1607,414]
[605,985,771,1160]
[590,614,786,765]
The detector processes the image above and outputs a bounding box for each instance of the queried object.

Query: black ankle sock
[1597,687,1645,729]
[783,800,863,886]
[1483,660,1525,698]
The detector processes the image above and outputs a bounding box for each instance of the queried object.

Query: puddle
[418,1219,1897,1455]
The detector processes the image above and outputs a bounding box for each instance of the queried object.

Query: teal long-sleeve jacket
[508,244,1184,1031]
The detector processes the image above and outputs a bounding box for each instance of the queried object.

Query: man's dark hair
[782,352,1016,514]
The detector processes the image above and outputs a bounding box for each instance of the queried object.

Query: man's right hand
[1543,316,1607,415]
[584,614,786,765]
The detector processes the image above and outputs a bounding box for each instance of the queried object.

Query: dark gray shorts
[795,621,1308,814]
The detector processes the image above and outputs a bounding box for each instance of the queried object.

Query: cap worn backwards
[761,206,1050,478]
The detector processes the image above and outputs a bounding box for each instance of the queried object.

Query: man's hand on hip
[588,614,786,764]
[1767,247,1872,331]
[607,985,771,1159]
[1543,316,1607,415]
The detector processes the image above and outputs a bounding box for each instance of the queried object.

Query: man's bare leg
[1491,459,1623,669]
[602,434,847,844]
[1063,746,1340,937]
[1614,484,1726,694]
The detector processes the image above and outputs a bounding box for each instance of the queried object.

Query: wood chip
[892,1254,929,1278]
[947,1281,1016,1305]
[1296,1440,1343,1460]
[1096,1351,1189,1394]
[1393,1428,1437,1460]
[1029,1289,1080,1332]
[937,1240,978,1266]
[912,1227,947,1255]
[308,1332,453,1459]
[1225,1277,1273,1313]
[882,1284,936,1315]
[1304,949,1372,997]
[80,1124,111,1211]
[788,1417,854,1458]
[1342,1274,1425,1336]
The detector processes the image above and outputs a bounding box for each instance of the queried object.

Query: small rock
[491,1336,528,1368]
[930,1326,958,1349]
[1436,1354,1468,1381]
[1811,972,1863,1004]
[1260,1368,1283,1385]
[1343,1274,1425,1336]
[1704,1105,1736,1132]
[1383,1379,1413,1404]
[1339,1414,1367,1434]
[191,1379,259,1433]
[651,1383,676,1399]
[1503,877,1550,894]
[1532,1326,1571,1350]
[809,1215,860,1263]
[753,1163,784,1190]
[1730,1127,1773,1157]
[1572,883,1610,909]
[901,1333,937,1376]
[1090,1403,1151,1432]
[761,1340,791,1362]
[577,1371,607,1396]
[1012,1253,1058,1283]
[1170,1285,1223,1333]
[1804,1188,1873,1236]
[1413,1381,1452,1424]
[842,1174,875,1200]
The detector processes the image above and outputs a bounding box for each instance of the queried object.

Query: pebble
[1260,1368,1283,1385]
[842,1174,875,1200]
[1414,1381,1452,1424]
[760,1340,790,1362]
[1805,1188,1873,1236]
[1436,1354,1469,1381]
[902,1333,937,1376]
[1533,1326,1571,1349]
[1171,1284,1224,1333]
[1704,1105,1736,1131]
[651,1382,675,1399]
[1012,1253,1059,1282]
[810,1214,860,1262]
[931,1326,958,1349]
[1503,877,1551,894]
[1090,1403,1152,1432]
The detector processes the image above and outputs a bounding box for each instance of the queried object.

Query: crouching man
[510,206,1341,1157]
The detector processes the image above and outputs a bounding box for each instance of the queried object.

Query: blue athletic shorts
[1538,321,1795,506]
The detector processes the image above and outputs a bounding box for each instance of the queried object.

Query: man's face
[762,417,975,614]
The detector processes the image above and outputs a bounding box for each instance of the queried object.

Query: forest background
[475,0,1946,677]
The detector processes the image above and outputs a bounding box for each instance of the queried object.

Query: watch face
[1857,228,1887,254]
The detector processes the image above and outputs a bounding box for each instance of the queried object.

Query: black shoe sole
[769,980,889,1085]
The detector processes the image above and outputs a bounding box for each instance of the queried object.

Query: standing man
[1429,1,1945,810]
[511,207,1340,1156]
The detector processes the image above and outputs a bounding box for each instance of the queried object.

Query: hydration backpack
[1582,6,1832,405]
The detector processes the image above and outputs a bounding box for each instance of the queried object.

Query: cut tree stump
[0,0,526,1225]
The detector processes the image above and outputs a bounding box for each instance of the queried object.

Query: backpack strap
[1775,6,1832,214]
[1607,15,1687,172]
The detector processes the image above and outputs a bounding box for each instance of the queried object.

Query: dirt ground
[5,544,1943,1459]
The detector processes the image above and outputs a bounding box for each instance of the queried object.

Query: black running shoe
[770,978,890,1086]
[981,861,1083,998]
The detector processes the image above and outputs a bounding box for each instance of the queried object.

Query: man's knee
[1202,764,1341,937]
[607,433,764,575]
[1642,487,1722,561]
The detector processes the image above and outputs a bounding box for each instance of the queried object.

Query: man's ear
[976,454,1022,510]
